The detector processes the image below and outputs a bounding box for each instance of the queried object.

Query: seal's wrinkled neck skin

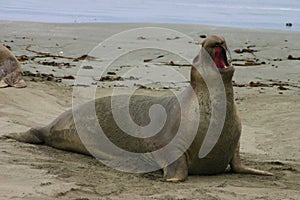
[191,35,235,102]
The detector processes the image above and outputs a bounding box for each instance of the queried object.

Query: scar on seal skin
[4,35,273,182]
[0,44,26,88]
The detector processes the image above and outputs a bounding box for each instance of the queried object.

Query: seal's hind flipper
[230,141,273,176]
[13,79,27,88]
[3,128,44,144]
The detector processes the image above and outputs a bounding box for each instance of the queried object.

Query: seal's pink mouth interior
[214,47,229,69]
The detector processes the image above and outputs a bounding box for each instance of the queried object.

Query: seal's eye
[214,41,225,48]
[214,43,220,47]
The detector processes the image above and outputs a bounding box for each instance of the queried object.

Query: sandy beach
[0,21,299,199]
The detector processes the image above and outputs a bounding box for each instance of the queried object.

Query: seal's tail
[1,128,44,144]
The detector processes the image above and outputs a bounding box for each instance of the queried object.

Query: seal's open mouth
[214,47,230,69]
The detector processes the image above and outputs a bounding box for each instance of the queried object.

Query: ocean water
[0,0,299,31]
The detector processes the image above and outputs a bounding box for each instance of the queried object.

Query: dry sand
[0,21,299,199]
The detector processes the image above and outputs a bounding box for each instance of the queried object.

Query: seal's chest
[188,120,241,175]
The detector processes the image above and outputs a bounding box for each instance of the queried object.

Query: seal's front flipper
[230,141,273,176]
[0,80,8,88]
[163,155,188,182]
[2,71,27,88]
[13,78,27,88]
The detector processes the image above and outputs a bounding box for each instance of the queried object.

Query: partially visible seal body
[7,36,272,181]
[0,44,26,88]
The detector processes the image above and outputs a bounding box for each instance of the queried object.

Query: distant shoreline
[1,20,299,33]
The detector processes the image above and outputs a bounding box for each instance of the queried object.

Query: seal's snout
[214,46,229,69]
[201,35,234,72]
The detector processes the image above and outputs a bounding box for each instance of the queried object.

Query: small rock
[107,71,116,75]
[288,55,300,60]
[46,74,55,81]
[144,59,152,63]
[278,85,288,90]
[127,76,138,80]
[137,36,146,40]
[3,44,11,50]
[82,66,93,69]
[63,75,75,80]
[168,61,175,66]
[166,36,180,40]
[17,55,29,62]
[234,48,257,54]
[114,84,127,88]
[134,83,147,89]
[249,81,261,87]
[40,182,52,186]
[100,76,123,82]
[270,161,285,166]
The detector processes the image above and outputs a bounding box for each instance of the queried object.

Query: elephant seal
[0,43,26,88]
[5,35,272,181]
